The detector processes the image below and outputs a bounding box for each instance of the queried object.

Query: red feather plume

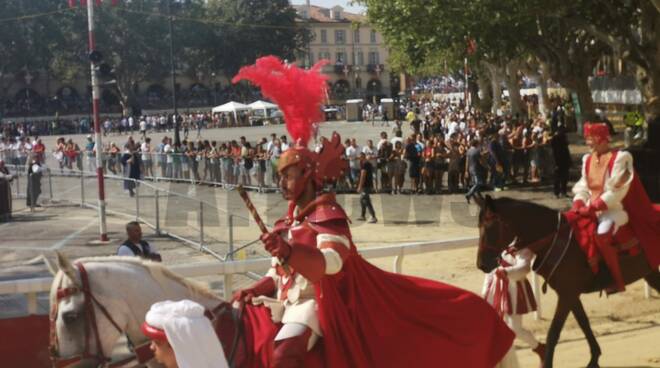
[232,56,329,147]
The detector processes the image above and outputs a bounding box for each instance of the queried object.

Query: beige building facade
[293,4,398,102]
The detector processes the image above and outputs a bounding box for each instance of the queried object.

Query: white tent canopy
[248,100,278,111]
[212,101,251,124]
[212,101,251,113]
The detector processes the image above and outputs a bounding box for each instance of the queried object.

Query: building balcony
[367,64,385,74]
[334,64,352,74]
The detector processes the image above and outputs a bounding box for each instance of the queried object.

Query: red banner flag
[68,0,77,7]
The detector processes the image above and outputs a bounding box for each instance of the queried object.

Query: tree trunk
[483,61,503,114]
[505,60,524,118]
[476,70,493,113]
[469,78,481,110]
[115,81,134,117]
[526,61,551,118]
[636,65,660,147]
[573,75,595,121]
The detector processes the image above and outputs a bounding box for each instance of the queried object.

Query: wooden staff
[236,185,269,234]
[237,185,289,270]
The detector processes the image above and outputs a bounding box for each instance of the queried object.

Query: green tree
[0,0,70,114]
[202,0,310,79]
[543,0,660,122]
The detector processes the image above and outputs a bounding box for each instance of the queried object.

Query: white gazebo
[248,100,278,116]
[211,101,251,124]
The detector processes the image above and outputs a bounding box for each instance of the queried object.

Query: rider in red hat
[572,121,660,292]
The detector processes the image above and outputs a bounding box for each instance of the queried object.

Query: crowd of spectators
[1,97,574,200]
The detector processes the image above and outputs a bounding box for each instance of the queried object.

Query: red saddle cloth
[566,213,638,273]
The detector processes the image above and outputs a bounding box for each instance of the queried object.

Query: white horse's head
[49,253,132,367]
[49,253,222,368]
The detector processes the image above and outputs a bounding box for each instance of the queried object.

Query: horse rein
[522,212,573,293]
[205,301,245,368]
[50,262,154,368]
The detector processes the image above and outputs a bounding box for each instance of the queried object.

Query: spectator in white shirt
[345,138,360,188]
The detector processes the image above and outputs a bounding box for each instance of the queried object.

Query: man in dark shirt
[465,139,488,202]
[487,132,506,191]
[117,221,162,261]
[405,136,421,193]
[357,153,377,223]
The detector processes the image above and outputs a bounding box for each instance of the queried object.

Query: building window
[368,51,380,65]
[336,51,346,64]
[320,30,327,44]
[335,30,346,44]
[357,50,364,65]
[319,51,331,62]
[353,29,360,43]
[370,30,377,43]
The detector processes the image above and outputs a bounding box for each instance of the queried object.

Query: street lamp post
[211,72,217,105]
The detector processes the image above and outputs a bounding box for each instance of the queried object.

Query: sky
[290,0,366,14]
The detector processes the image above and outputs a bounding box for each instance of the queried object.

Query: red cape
[316,247,514,368]
[622,173,660,269]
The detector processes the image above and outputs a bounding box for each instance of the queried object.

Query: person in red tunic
[232,56,514,368]
[571,122,660,292]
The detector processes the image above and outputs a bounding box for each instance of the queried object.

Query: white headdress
[144,300,229,368]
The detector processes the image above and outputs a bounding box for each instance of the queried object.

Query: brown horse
[473,194,660,368]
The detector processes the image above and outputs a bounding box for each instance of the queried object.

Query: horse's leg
[571,298,601,368]
[544,295,575,368]
[644,271,660,292]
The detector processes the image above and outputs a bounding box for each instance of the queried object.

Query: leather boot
[272,329,311,368]
[532,342,546,367]
[594,230,626,292]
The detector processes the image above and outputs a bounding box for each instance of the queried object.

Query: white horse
[49,253,225,368]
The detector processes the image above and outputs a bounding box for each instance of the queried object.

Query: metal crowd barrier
[6,164,257,266]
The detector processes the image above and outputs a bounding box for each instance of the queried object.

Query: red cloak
[622,170,660,269]
[316,248,515,367]
[239,194,514,368]
[303,195,513,367]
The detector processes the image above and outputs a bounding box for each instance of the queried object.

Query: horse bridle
[480,210,573,291]
[50,262,153,368]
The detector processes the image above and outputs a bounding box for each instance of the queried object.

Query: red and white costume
[482,248,537,316]
[483,248,541,366]
[232,55,515,368]
[573,150,634,234]
[568,122,660,292]
[250,199,352,351]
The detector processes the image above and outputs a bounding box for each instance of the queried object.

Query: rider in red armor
[232,56,514,368]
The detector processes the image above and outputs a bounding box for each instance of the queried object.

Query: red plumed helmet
[232,56,329,147]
